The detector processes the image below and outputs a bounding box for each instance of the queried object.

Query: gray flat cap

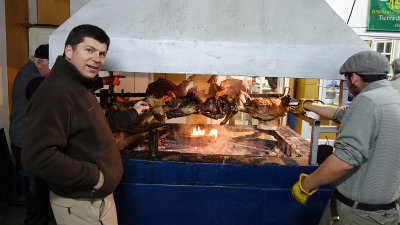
[339,51,389,75]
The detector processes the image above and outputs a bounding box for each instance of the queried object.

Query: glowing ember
[190,127,218,140]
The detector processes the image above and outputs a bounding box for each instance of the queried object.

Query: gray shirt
[332,79,400,204]
[333,106,347,124]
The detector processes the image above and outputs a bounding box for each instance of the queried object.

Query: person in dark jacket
[11,45,127,225]
[10,44,51,170]
[9,44,56,225]
[21,24,149,225]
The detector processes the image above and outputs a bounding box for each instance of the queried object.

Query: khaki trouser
[319,198,399,225]
[50,191,118,225]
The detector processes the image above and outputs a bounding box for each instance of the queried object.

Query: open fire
[157,125,280,156]
[191,126,218,140]
[119,124,310,166]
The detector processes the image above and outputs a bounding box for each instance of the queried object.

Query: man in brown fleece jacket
[21,24,149,225]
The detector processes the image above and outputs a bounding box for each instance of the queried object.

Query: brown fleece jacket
[22,56,138,198]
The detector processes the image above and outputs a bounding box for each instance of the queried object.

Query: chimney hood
[49,0,370,79]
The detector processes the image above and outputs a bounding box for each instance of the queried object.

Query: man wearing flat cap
[9,44,55,225]
[10,44,51,166]
[291,51,400,224]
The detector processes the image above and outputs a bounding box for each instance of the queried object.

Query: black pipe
[95,92,146,98]
[148,129,159,158]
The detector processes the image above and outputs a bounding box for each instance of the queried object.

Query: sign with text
[368,0,400,31]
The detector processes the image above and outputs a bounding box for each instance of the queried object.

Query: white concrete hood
[49,0,370,79]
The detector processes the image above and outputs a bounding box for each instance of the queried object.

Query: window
[374,39,393,62]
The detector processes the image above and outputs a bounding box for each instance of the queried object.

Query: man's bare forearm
[303,102,338,120]
[301,154,354,192]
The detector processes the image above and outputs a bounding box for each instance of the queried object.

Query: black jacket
[22,56,138,198]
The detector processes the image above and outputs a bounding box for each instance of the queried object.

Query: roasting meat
[239,91,292,121]
[187,76,247,100]
[166,92,203,119]
[146,78,179,98]
[146,92,177,121]
[216,78,247,99]
[141,76,290,127]
[188,76,246,125]
[140,92,202,127]
[176,75,197,97]
[187,75,222,100]
[138,110,156,129]
[144,75,199,123]
[200,95,239,125]
[146,75,197,98]
[207,75,223,98]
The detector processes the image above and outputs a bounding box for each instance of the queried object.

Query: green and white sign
[368,0,400,31]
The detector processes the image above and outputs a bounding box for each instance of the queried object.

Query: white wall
[28,0,37,24]
[70,0,90,16]
[0,0,10,145]
[326,0,400,39]
[325,0,368,27]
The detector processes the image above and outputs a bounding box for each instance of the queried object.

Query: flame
[207,129,218,140]
[191,127,218,140]
[191,127,205,136]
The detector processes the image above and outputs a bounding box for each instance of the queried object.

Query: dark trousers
[11,143,21,170]
[11,143,56,225]
[25,177,56,225]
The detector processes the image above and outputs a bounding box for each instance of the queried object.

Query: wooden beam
[38,0,70,25]
[6,0,29,113]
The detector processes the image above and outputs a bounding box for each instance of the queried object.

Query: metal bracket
[291,113,338,165]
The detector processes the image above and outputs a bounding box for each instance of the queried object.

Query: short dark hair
[358,74,387,82]
[344,73,352,83]
[64,24,110,50]
[345,73,387,83]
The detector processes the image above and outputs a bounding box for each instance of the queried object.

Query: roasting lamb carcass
[206,75,223,98]
[200,95,239,125]
[143,76,290,126]
[238,91,292,121]
[146,92,177,121]
[166,92,203,119]
[193,76,246,125]
[146,75,197,98]
[216,78,247,99]
[188,76,247,100]
[144,75,199,123]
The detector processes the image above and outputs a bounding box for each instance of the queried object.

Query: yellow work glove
[289,98,317,114]
[291,173,318,206]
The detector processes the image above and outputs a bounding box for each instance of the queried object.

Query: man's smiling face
[64,37,108,79]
